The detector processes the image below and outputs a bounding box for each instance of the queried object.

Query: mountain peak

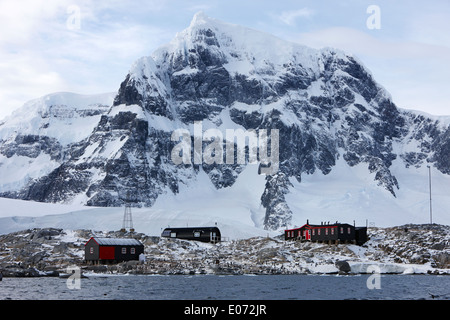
[189,11,213,27]
[154,12,319,78]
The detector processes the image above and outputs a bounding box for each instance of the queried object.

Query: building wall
[311,226,338,242]
[285,224,358,243]
[285,228,301,240]
[162,227,221,243]
[85,239,99,261]
[84,240,144,262]
[285,224,367,245]
[336,224,355,242]
[355,227,368,245]
[114,245,144,261]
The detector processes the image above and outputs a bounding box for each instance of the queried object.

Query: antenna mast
[121,192,135,233]
[427,166,433,224]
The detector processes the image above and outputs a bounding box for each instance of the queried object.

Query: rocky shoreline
[0,224,449,278]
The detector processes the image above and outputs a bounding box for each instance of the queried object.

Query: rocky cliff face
[0,13,449,230]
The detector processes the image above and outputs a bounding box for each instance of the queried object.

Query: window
[340,227,344,234]
[348,227,351,234]
[161,230,171,237]
[121,247,127,254]
[312,229,315,236]
[298,231,301,237]
[89,247,94,254]
[170,232,177,238]
[194,231,201,237]
[318,229,321,235]
[331,228,334,235]
[131,248,135,254]
[325,228,328,235]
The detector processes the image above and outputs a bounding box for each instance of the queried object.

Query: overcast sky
[0,0,449,120]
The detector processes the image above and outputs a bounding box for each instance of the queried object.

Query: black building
[285,221,367,245]
[85,237,144,263]
[355,227,368,246]
[161,227,221,243]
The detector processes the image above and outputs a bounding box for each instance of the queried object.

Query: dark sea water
[1,274,449,300]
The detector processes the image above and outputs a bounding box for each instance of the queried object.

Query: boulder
[31,228,63,240]
[335,260,351,273]
[0,266,41,277]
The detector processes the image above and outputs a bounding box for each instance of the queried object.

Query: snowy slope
[0,158,448,237]
[0,92,115,193]
[0,92,115,145]
[286,156,450,227]
[0,165,272,238]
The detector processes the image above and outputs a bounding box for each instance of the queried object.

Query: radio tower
[120,192,135,233]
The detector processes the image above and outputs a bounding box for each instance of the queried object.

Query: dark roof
[163,226,220,231]
[86,237,143,246]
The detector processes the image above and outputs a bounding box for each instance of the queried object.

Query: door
[99,246,115,260]
[305,230,311,241]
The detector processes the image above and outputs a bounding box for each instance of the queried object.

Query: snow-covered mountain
[0,92,115,194]
[1,12,449,232]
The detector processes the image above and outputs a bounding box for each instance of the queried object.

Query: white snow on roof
[92,237,142,246]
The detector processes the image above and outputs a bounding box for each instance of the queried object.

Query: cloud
[275,8,314,26]
[0,51,68,120]
[0,0,174,120]
[291,27,450,115]
[294,27,450,60]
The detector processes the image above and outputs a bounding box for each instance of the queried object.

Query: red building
[84,237,144,263]
[285,220,367,245]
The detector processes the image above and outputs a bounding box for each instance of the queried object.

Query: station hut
[84,237,144,264]
[161,226,221,243]
[285,220,367,245]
